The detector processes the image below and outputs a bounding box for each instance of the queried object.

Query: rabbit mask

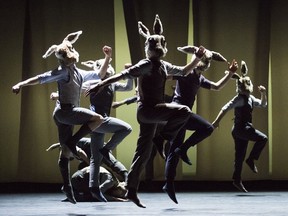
[138,14,168,59]
[42,30,82,66]
[232,60,253,94]
[81,58,115,79]
[177,45,227,72]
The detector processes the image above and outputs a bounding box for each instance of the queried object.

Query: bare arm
[112,96,137,108]
[46,142,90,164]
[212,108,229,128]
[98,46,112,79]
[258,85,267,107]
[12,76,41,94]
[85,72,124,97]
[210,59,238,91]
[182,46,206,76]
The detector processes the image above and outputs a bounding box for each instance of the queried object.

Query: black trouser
[127,102,191,190]
[232,123,268,181]
[165,112,214,180]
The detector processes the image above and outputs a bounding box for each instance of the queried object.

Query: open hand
[228,59,238,73]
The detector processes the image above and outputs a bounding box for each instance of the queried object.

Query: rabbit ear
[42,45,58,59]
[63,30,83,44]
[241,60,248,76]
[177,45,198,54]
[138,21,150,39]
[153,14,163,35]
[211,51,227,62]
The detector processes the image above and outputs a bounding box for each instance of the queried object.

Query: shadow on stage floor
[1,181,288,216]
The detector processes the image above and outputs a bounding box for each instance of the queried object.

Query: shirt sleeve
[162,60,185,76]
[222,95,244,112]
[80,69,101,82]
[200,75,212,89]
[250,95,264,107]
[114,78,134,92]
[120,59,153,79]
[37,66,69,84]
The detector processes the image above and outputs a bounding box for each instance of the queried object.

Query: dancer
[85,14,206,208]
[47,138,128,201]
[71,166,128,202]
[46,137,129,183]
[212,60,268,192]
[81,59,133,197]
[112,88,174,182]
[163,46,238,204]
[12,31,111,204]
[49,57,133,201]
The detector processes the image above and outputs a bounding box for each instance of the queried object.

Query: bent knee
[207,124,214,135]
[179,105,191,117]
[90,114,104,125]
[127,126,132,134]
[61,146,73,158]
[262,135,268,143]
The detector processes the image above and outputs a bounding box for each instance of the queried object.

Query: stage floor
[1,191,288,216]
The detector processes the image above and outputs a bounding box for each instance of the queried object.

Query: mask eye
[58,50,67,58]
[161,37,166,47]
[245,79,251,85]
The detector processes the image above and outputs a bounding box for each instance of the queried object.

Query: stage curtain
[1,0,115,183]
[1,0,288,183]
[192,0,271,180]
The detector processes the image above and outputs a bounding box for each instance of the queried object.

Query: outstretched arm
[212,109,228,128]
[85,72,125,97]
[210,59,238,91]
[112,96,138,108]
[12,76,40,94]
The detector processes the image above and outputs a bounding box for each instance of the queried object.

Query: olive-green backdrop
[1,0,287,183]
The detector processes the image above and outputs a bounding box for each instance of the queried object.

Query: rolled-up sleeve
[38,67,68,84]
[222,95,244,112]
[121,59,153,79]
[114,78,134,91]
[162,60,184,76]
[251,95,266,107]
[81,69,101,82]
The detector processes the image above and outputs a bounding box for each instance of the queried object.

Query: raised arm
[182,46,206,75]
[12,76,41,94]
[97,46,113,79]
[258,85,267,107]
[210,59,238,91]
